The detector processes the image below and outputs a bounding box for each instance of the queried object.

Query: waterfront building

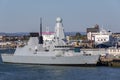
[94,28,113,46]
[87,24,100,41]
[112,33,120,47]
[0,35,4,41]
[87,25,115,47]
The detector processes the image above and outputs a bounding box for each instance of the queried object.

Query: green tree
[75,32,81,40]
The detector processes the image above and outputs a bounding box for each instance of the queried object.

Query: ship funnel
[39,17,43,44]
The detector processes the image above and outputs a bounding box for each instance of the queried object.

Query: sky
[0,0,120,33]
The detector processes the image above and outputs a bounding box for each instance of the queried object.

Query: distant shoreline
[0,32,86,36]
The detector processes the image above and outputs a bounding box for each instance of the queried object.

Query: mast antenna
[39,17,43,44]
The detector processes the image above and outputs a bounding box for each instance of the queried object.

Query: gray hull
[1,54,99,65]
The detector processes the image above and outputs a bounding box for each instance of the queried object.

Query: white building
[87,26,114,47]
[0,36,3,41]
[87,24,100,41]
[94,28,113,46]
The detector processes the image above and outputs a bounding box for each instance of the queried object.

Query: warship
[1,17,100,66]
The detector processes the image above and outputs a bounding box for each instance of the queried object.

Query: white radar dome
[56,17,62,23]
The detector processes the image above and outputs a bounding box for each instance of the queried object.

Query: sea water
[0,49,120,80]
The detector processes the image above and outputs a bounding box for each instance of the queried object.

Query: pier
[98,56,120,67]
